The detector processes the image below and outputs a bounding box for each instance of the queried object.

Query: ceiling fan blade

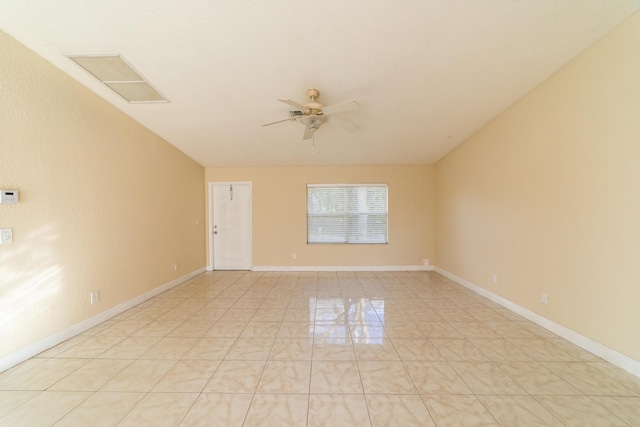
[303,126,314,140]
[278,98,309,111]
[328,116,357,132]
[262,117,297,127]
[321,100,360,115]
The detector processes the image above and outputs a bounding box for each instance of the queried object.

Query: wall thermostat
[0,190,19,204]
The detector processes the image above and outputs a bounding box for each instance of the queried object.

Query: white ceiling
[1,1,638,167]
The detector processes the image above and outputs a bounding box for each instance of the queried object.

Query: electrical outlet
[422,259,429,266]
[292,253,297,260]
[0,228,13,244]
[492,274,498,284]
[541,292,548,304]
[90,291,100,305]
[173,264,179,272]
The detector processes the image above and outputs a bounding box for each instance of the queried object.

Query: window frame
[306,183,389,245]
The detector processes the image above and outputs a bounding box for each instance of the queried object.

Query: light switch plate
[0,228,13,244]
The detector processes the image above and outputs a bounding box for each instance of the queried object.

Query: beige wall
[0,31,206,359]
[205,165,435,268]
[435,13,640,361]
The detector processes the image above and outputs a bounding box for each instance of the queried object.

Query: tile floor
[1,271,639,426]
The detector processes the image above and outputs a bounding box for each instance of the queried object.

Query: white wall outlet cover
[492,274,498,284]
[422,259,430,266]
[0,228,13,244]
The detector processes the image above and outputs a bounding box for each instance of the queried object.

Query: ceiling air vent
[67,54,168,103]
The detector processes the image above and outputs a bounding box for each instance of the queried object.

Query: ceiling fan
[262,89,360,140]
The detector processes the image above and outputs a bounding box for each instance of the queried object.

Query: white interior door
[210,182,252,270]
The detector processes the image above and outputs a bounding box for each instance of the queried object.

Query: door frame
[208,181,253,271]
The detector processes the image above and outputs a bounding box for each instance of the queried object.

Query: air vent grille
[67,54,168,103]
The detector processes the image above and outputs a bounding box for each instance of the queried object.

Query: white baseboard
[435,266,640,378]
[0,267,206,373]
[252,265,435,272]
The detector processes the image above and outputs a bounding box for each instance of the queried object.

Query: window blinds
[307,184,388,244]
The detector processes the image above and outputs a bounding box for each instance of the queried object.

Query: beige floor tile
[100,359,176,392]
[57,335,125,358]
[53,392,144,426]
[366,394,435,427]
[498,361,582,395]
[354,339,400,360]
[0,391,90,427]
[0,358,88,391]
[167,319,217,338]
[269,339,313,360]
[96,335,162,359]
[240,321,281,338]
[312,339,356,360]
[592,396,640,425]
[243,394,309,427]
[140,336,199,359]
[430,339,489,361]
[588,361,640,394]
[182,337,236,360]
[508,339,578,362]
[535,395,629,427]
[278,321,314,338]
[314,322,352,340]
[449,322,503,339]
[203,360,265,393]
[152,359,220,392]
[422,395,500,427]
[132,320,182,337]
[404,361,472,395]
[469,338,533,361]
[203,321,248,337]
[0,390,39,418]
[392,338,445,361]
[449,362,527,395]
[383,321,425,339]
[49,359,132,391]
[358,361,417,394]
[351,320,386,335]
[225,337,274,360]
[310,360,363,393]
[219,308,258,322]
[283,308,315,322]
[117,392,198,427]
[252,307,286,321]
[96,320,152,337]
[543,361,636,396]
[307,394,371,427]
[478,395,564,427]
[416,322,464,338]
[36,335,90,358]
[257,361,311,394]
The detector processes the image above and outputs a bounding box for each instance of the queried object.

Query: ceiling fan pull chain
[312,133,316,155]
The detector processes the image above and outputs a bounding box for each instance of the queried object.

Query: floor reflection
[313,297,384,345]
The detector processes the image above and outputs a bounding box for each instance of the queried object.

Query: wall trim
[435,266,640,378]
[0,267,206,373]
[252,265,434,272]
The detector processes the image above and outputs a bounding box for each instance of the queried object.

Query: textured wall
[205,165,435,268]
[435,13,640,361]
[0,31,206,358]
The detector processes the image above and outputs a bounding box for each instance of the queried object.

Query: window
[307,184,388,244]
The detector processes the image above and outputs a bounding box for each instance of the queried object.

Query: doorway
[209,182,252,270]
